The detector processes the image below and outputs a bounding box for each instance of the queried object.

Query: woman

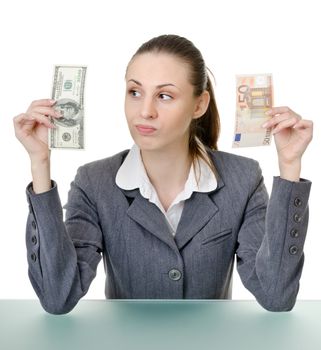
[13,34,313,314]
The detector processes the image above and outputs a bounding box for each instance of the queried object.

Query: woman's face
[125,52,205,153]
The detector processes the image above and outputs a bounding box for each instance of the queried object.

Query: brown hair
[127,34,220,180]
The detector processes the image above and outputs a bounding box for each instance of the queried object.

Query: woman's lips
[136,125,157,135]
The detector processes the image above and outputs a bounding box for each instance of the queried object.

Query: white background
[0,0,319,300]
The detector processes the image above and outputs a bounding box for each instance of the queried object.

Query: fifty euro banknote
[233,74,273,148]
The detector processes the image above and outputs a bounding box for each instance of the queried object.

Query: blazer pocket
[201,228,233,247]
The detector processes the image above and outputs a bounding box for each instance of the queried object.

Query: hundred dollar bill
[232,74,273,148]
[49,65,86,149]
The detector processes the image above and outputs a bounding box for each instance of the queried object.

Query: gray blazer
[25,149,311,314]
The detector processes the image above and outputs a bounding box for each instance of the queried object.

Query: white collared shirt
[115,144,217,236]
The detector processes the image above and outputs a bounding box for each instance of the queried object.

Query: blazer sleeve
[25,165,103,315]
[236,161,312,311]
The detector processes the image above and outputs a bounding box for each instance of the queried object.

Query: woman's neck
[140,142,192,193]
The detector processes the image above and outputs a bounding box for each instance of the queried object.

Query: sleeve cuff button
[289,245,299,255]
[293,214,302,223]
[290,229,299,238]
[31,235,37,245]
[294,197,302,207]
[31,253,37,262]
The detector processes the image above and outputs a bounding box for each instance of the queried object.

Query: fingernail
[265,110,272,115]
[50,99,56,104]
[262,122,268,128]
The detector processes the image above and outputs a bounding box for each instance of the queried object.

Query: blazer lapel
[120,167,225,252]
[174,192,218,250]
[174,173,225,250]
[123,189,178,252]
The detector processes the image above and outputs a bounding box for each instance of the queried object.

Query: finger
[13,113,28,124]
[14,112,46,124]
[28,113,56,128]
[29,99,56,108]
[293,119,313,130]
[262,112,292,128]
[27,106,62,118]
[265,106,294,116]
[13,113,36,127]
[14,113,35,138]
[271,116,299,134]
[15,112,54,129]
[293,120,314,140]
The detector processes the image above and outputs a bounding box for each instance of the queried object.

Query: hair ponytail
[189,71,220,178]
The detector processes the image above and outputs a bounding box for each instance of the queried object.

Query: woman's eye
[129,90,141,97]
[159,93,172,100]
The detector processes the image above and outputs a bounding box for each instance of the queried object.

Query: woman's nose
[140,97,157,119]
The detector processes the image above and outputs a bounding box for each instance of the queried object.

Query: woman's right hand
[13,99,61,162]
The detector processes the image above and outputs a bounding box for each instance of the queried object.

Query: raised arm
[13,98,60,193]
[14,100,103,314]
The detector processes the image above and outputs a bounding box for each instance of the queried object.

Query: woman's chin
[135,143,159,152]
[133,137,160,151]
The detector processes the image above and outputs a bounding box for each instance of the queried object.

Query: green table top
[1,300,320,350]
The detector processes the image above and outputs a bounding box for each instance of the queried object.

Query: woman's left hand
[262,106,313,165]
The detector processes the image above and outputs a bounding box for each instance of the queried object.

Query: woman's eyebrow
[127,79,178,90]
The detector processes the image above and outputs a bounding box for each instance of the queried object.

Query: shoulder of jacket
[78,149,130,178]
[208,150,263,195]
[209,149,260,172]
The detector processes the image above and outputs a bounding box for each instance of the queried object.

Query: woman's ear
[193,90,210,119]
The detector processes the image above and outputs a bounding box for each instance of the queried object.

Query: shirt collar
[115,143,217,198]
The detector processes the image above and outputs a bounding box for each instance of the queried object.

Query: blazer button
[294,197,302,207]
[31,253,37,262]
[289,245,299,255]
[168,269,182,281]
[290,228,299,238]
[31,235,37,245]
[31,221,37,230]
[293,214,302,223]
